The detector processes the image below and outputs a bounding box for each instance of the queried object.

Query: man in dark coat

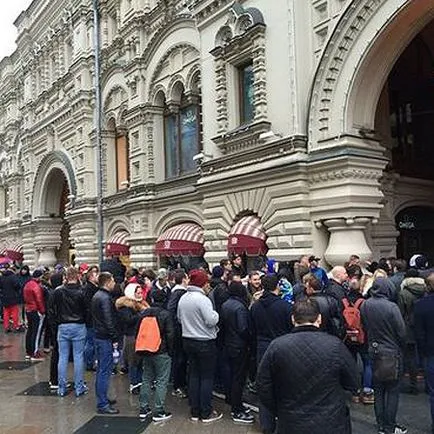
[325,266,348,302]
[257,299,359,434]
[360,278,407,434]
[1,266,23,332]
[221,281,254,424]
[414,273,434,433]
[251,274,292,434]
[100,256,126,285]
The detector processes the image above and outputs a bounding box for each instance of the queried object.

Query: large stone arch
[32,150,77,218]
[307,0,434,151]
[154,205,204,236]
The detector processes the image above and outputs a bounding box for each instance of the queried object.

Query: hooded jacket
[250,291,293,346]
[115,296,146,336]
[0,269,21,307]
[399,277,426,343]
[360,278,406,355]
[177,285,219,340]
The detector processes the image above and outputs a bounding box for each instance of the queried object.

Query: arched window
[164,85,201,179]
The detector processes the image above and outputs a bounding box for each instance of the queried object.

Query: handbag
[372,344,400,382]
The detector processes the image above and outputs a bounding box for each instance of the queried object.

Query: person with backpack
[342,274,374,405]
[136,289,174,422]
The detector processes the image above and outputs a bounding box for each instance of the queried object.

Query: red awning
[156,223,204,256]
[105,232,130,256]
[227,215,268,256]
[6,243,24,262]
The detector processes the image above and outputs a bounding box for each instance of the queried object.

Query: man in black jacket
[414,273,434,433]
[361,278,407,434]
[257,299,359,434]
[83,267,99,371]
[251,275,292,434]
[1,266,23,332]
[221,281,254,424]
[92,272,119,414]
[137,290,175,422]
[51,266,87,397]
[325,266,348,302]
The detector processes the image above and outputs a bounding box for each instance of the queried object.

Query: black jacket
[100,258,126,284]
[325,279,347,301]
[250,292,292,345]
[83,281,99,327]
[92,288,118,341]
[414,293,434,358]
[221,296,251,352]
[309,292,345,339]
[360,278,406,355]
[257,325,359,434]
[209,278,229,314]
[0,270,21,307]
[115,296,145,336]
[167,285,187,336]
[51,283,86,325]
[137,303,175,356]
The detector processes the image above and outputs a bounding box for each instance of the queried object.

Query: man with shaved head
[325,266,349,302]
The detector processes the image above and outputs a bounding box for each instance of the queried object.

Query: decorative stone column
[321,218,374,266]
[33,217,64,267]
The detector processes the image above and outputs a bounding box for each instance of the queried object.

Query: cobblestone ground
[0,331,430,433]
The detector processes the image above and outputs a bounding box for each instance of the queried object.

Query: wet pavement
[0,330,431,433]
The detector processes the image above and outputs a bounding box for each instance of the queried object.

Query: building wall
[0,0,432,268]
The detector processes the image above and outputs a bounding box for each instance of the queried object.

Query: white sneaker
[394,425,408,434]
[201,411,223,423]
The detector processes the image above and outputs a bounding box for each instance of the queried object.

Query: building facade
[1,0,434,269]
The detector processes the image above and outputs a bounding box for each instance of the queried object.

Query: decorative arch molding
[105,218,131,241]
[307,0,434,150]
[154,206,204,237]
[32,150,77,218]
[103,84,129,113]
[167,74,186,103]
[148,43,200,101]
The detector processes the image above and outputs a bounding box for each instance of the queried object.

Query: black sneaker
[201,410,223,423]
[152,411,172,422]
[139,407,152,419]
[232,411,254,424]
[231,404,251,416]
[394,425,408,434]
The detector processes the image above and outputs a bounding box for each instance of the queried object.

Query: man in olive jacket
[257,299,358,434]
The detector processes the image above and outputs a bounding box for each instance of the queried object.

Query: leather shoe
[97,406,119,415]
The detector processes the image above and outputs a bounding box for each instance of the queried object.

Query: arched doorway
[396,206,434,262]
[32,151,77,266]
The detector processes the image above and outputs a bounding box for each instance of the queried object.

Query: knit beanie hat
[212,265,224,279]
[189,269,209,288]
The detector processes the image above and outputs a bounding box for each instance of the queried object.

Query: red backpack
[342,298,365,345]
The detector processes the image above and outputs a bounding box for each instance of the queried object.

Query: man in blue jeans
[415,273,434,434]
[92,272,119,414]
[50,266,87,397]
[178,269,221,423]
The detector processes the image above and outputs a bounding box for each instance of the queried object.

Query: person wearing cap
[221,281,254,424]
[151,268,172,309]
[177,269,222,423]
[308,256,329,290]
[23,269,46,361]
[115,282,148,394]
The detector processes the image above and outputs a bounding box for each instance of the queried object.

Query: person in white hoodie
[177,269,221,423]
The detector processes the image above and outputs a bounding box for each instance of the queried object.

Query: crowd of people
[0,252,433,434]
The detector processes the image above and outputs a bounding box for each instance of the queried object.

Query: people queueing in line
[3,251,434,434]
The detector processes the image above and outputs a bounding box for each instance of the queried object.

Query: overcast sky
[0,1,33,60]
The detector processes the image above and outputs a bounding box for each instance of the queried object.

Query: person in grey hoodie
[399,268,426,394]
[177,269,221,423]
[361,278,407,434]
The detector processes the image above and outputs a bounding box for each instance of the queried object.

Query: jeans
[3,305,20,330]
[374,379,401,431]
[57,323,86,396]
[172,333,187,390]
[183,338,217,419]
[84,327,96,369]
[95,338,114,410]
[139,353,172,413]
[426,356,434,431]
[257,340,276,433]
[361,351,373,392]
[227,347,249,412]
[25,311,44,356]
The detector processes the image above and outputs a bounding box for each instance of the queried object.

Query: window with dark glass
[164,96,200,179]
[239,62,254,125]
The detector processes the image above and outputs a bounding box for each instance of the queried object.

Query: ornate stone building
[1,0,434,268]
